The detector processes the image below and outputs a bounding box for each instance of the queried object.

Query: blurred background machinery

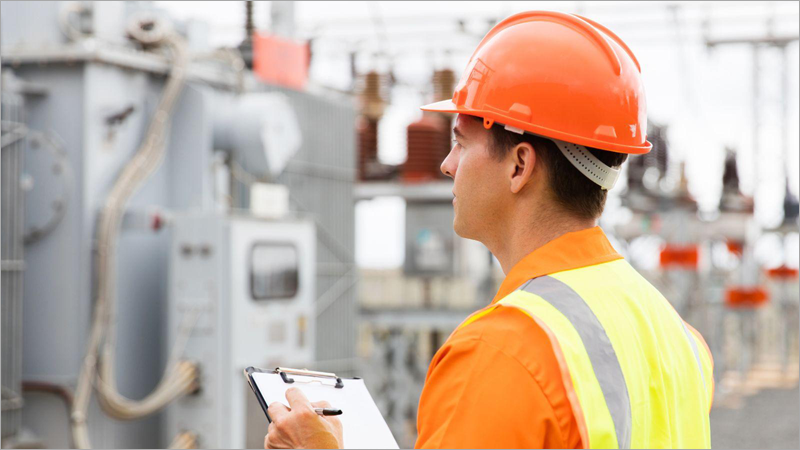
[1,69,30,447]
[166,214,316,449]
[1,1,355,448]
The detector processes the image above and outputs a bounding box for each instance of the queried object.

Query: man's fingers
[311,400,332,408]
[267,401,290,422]
[285,387,312,411]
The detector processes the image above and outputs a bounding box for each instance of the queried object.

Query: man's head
[426,12,648,251]
[441,114,627,243]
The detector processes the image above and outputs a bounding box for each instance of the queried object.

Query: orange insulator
[725,286,769,308]
[766,265,800,280]
[659,244,699,269]
[726,240,744,256]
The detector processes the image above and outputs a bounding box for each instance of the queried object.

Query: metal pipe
[22,381,74,409]
[245,1,254,40]
[752,44,760,197]
[780,44,789,191]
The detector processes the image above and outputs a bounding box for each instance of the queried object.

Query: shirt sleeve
[415,307,579,449]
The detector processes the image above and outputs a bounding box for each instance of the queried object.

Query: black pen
[314,408,343,416]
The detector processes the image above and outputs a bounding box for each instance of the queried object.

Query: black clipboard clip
[275,367,345,389]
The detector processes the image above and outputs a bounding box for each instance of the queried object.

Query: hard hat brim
[419,99,460,113]
[419,99,488,122]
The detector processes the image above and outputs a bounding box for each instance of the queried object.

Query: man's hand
[264,387,343,449]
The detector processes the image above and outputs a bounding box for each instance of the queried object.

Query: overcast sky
[158,1,800,268]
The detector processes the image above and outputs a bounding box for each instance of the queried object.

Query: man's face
[440,114,510,242]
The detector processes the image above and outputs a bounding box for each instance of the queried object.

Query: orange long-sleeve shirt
[415,227,623,449]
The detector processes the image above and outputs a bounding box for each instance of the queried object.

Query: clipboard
[244,367,399,449]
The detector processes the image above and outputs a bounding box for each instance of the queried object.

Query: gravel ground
[711,387,799,449]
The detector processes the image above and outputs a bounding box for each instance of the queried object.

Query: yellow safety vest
[461,259,714,449]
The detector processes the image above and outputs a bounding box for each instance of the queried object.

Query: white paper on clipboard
[252,371,399,449]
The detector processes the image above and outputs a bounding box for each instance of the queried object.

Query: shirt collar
[491,226,622,304]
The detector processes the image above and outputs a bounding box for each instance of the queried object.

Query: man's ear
[508,142,536,194]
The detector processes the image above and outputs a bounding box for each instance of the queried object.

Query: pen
[314,408,343,416]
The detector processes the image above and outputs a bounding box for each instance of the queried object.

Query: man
[265,11,714,449]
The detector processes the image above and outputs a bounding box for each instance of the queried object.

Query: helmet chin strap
[550,138,621,191]
[503,124,621,190]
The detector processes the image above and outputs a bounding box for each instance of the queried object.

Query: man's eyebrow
[453,127,465,139]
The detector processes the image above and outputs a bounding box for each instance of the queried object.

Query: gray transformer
[1,1,357,448]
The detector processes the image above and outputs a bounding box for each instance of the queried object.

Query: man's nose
[440,147,456,179]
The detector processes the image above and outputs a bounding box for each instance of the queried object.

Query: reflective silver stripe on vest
[520,276,632,449]
[680,322,707,391]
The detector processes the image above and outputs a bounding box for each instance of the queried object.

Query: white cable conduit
[70,16,198,448]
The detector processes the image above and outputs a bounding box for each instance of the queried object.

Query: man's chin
[452,218,470,240]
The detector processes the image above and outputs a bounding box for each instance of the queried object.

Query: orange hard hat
[421,11,652,155]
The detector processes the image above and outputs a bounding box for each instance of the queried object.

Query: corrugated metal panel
[1,89,26,441]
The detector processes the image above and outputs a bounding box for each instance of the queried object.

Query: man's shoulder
[447,303,557,370]
[427,301,583,448]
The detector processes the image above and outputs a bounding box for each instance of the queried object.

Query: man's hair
[477,117,628,220]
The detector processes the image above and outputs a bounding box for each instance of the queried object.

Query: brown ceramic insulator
[403,115,452,182]
[359,71,386,119]
[357,116,379,180]
[363,72,382,99]
[432,69,456,102]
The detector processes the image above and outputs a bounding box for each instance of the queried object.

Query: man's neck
[488,208,597,275]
